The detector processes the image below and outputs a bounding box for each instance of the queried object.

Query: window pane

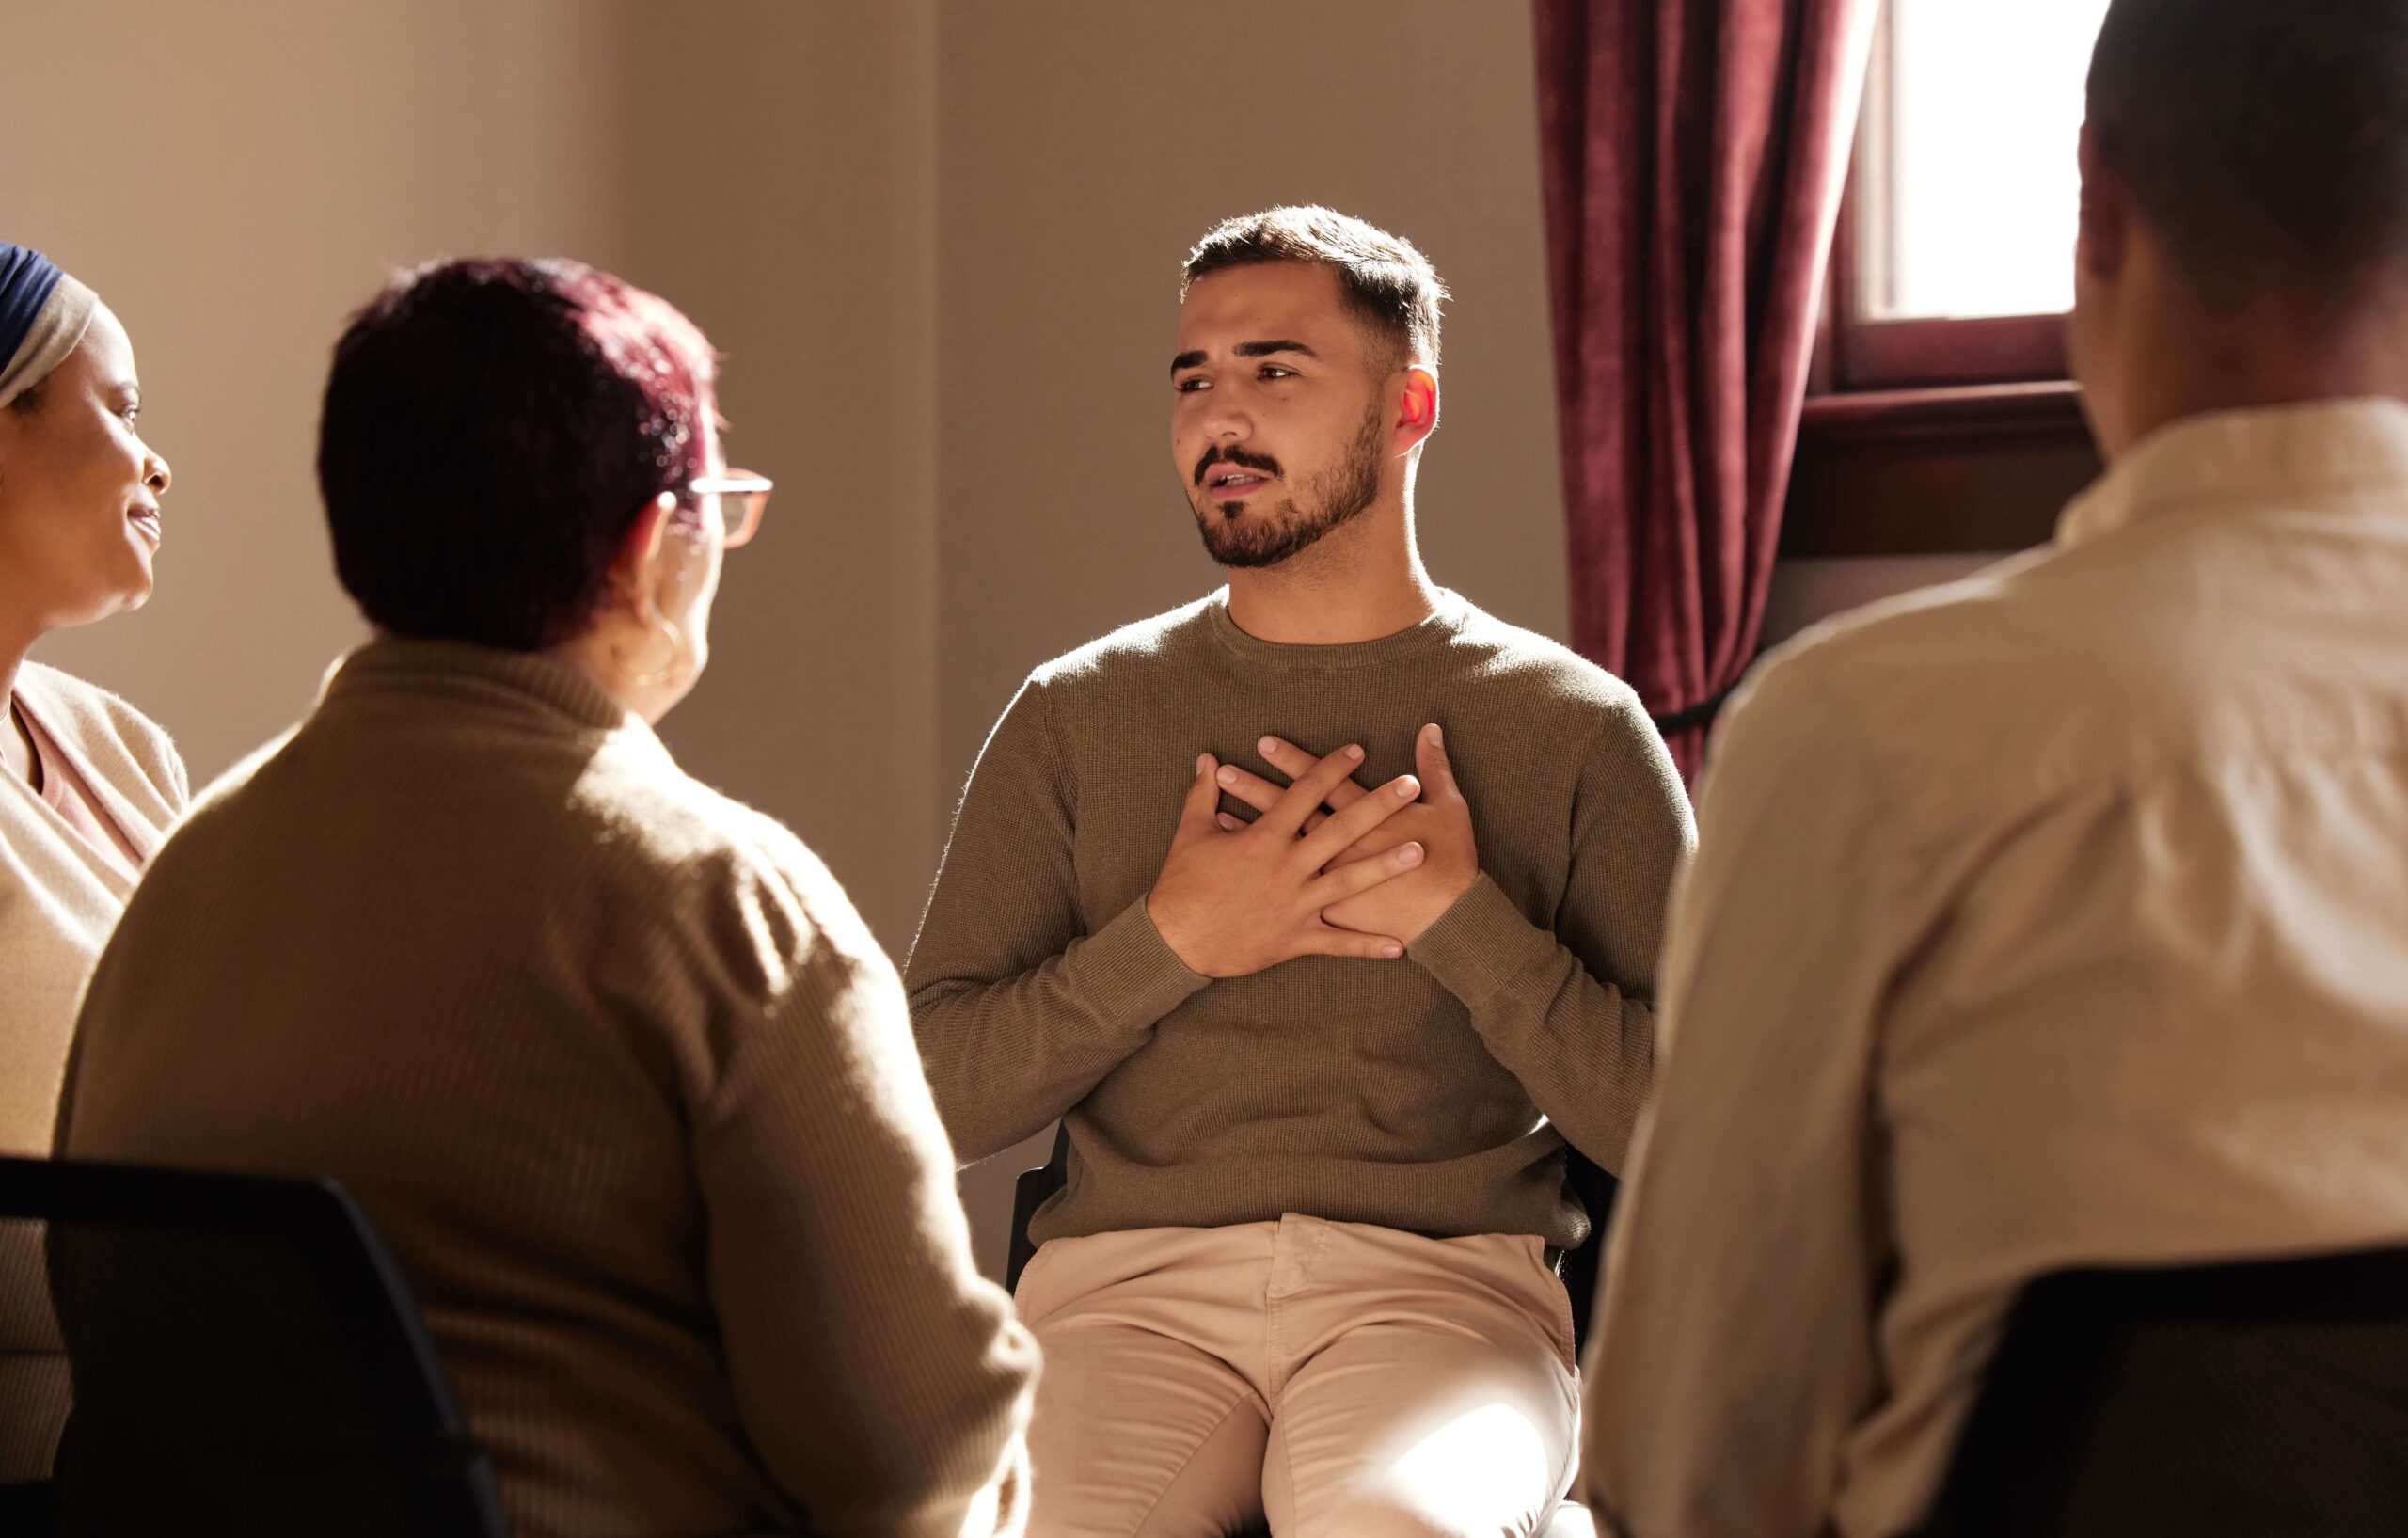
[1864,0,2112,322]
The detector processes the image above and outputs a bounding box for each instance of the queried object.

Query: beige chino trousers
[1015,1213,1578,1538]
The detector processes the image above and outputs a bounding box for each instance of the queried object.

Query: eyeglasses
[686,470,773,548]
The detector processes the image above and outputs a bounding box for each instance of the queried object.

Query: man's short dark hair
[1181,206,1449,373]
[2088,0,2408,308]
[317,257,716,649]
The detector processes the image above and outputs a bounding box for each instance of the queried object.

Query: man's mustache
[1195,446,1282,487]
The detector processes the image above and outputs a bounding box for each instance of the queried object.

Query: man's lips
[1207,470,1273,499]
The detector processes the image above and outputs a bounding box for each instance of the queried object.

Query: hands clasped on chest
[1142,722,1480,979]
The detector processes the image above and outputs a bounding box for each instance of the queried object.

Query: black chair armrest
[1005,1165,1054,1294]
[1560,1150,1619,1353]
[1004,1123,1072,1293]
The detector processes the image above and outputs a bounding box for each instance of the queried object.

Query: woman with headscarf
[0,242,182,1491]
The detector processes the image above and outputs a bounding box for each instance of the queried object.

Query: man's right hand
[1145,745,1426,978]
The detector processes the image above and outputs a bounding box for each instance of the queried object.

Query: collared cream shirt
[1580,398,2408,1538]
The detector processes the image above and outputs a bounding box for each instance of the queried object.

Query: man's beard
[1188,403,1384,570]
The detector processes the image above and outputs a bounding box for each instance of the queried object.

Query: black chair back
[0,1155,507,1538]
[1917,1245,2408,1538]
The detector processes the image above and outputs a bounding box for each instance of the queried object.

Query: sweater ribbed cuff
[1408,872,1559,1008]
[1080,896,1212,1033]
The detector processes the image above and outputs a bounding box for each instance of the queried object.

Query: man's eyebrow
[1168,340,1323,378]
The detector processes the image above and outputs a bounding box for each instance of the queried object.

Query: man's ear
[1394,366,1440,452]
[2076,124,2127,286]
[606,493,677,618]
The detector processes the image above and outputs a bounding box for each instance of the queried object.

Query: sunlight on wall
[1878,0,2113,320]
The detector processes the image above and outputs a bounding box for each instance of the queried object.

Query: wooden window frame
[1822,3,2075,394]
[1785,4,2099,560]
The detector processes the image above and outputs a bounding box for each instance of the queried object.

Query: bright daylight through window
[1860,0,2114,323]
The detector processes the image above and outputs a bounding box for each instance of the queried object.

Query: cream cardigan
[1,660,186,1154]
[0,658,184,1481]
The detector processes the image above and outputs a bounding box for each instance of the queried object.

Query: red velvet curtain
[1535,0,1878,781]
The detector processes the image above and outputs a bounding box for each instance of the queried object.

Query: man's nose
[1200,394,1251,441]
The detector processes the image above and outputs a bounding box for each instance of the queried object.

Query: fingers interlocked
[1149,742,1429,976]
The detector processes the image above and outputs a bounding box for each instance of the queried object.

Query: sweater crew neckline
[326,638,638,734]
[1203,588,1470,674]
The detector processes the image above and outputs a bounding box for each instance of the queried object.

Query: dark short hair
[317,257,716,649]
[2088,0,2408,307]
[1181,206,1449,372]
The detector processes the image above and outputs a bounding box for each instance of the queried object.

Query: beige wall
[2,0,945,947]
[8,3,1570,1276]
[611,2,943,949]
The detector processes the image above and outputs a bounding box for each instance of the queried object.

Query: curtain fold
[1536,0,1878,780]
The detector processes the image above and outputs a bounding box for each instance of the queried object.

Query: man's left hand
[1212,724,1479,945]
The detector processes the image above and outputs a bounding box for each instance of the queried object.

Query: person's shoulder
[680,779,864,931]
[1025,594,1221,693]
[177,729,293,822]
[1443,597,1645,721]
[1766,547,2057,678]
[1720,552,2044,740]
[570,731,782,868]
[1713,544,2193,831]
[16,660,190,805]
[575,743,889,987]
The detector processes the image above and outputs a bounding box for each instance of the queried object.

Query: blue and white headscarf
[0,245,97,411]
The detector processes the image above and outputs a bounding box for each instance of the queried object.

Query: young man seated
[909,207,1693,1538]
[1581,3,2408,1533]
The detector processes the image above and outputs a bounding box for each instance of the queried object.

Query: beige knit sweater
[908,592,1695,1251]
[0,659,185,1482]
[56,641,1036,1538]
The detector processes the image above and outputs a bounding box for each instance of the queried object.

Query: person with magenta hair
[0,242,182,1489]
[55,258,1035,1538]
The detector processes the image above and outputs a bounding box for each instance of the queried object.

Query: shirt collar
[2058,397,2408,550]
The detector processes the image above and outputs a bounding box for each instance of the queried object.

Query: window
[1789,1,2115,562]
[1827,0,2114,391]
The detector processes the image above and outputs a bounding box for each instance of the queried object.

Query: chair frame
[0,1155,505,1537]
[1916,1245,2408,1537]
